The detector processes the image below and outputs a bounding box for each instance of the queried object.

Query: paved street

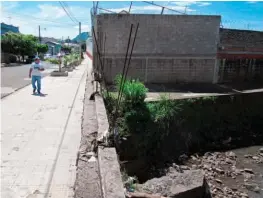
[1,57,89,198]
[1,62,58,98]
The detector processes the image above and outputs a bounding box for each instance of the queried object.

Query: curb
[92,80,125,198]
[1,70,56,100]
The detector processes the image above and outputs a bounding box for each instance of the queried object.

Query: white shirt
[31,63,44,76]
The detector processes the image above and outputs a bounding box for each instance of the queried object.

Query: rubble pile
[184,148,263,198]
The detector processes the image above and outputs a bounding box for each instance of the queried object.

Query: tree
[37,44,48,54]
[1,33,39,62]
[61,45,72,53]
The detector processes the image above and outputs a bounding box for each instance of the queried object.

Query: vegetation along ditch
[103,75,263,197]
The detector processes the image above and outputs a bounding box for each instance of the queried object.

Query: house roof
[45,41,61,45]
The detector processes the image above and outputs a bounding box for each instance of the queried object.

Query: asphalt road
[1,62,58,98]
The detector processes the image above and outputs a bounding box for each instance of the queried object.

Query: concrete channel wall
[93,14,221,84]
[93,80,125,198]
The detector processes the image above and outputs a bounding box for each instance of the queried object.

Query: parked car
[44,54,52,59]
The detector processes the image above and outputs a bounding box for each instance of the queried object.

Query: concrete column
[252,59,256,77]
[145,57,148,83]
[213,58,219,84]
[219,59,226,83]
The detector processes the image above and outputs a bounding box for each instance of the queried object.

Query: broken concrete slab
[98,147,125,198]
[74,160,102,198]
[95,94,109,144]
[137,170,211,198]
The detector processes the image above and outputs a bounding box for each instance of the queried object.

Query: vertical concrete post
[213,58,219,84]
[219,59,225,83]
[145,57,148,83]
[252,59,256,78]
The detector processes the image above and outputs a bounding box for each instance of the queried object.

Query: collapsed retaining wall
[93,14,221,84]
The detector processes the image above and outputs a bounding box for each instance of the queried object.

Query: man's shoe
[33,89,36,94]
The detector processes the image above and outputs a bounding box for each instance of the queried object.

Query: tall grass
[115,75,148,106]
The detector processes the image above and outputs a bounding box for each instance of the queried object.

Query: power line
[142,1,185,15]
[1,16,76,28]
[59,1,78,24]
[2,10,75,26]
[61,1,79,23]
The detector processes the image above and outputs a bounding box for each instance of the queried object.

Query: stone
[215,168,224,174]
[180,165,190,170]
[252,156,259,160]
[244,168,254,174]
[244,154,252,158]
[227,151,236,159]
[259,148,263,153]
[215,179,223,184]
[137,170,209,198]
[225,158,233,164]
[240,192,249,197]
[244,183,260,193]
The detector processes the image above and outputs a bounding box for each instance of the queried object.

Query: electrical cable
[61,1,79,23]
[1,16,76,28]
[59,1,78,24]
[2,10,76,26]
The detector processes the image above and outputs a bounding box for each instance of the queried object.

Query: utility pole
[79,22,82,58]
[79,22,81,36]
[38,25,41,43]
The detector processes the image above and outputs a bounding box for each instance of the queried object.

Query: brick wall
[93,14,221,84]
[218,29,263,83]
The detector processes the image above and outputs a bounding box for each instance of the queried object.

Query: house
[72,32,90,43]
[217,28,263,83]
[1,23,20,35]
[45,41,62,55]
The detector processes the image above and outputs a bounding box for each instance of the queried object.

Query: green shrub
[46,58,59,64]
[105,75,263,164]
[115,75,148,107]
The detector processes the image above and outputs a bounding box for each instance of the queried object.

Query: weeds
[104,74,263,165]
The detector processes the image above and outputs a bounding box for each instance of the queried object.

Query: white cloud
[1,3,91,39]
[198,2,211,6]
[38,4,66,19]
[1,1,19,11]
[171,1,211,7]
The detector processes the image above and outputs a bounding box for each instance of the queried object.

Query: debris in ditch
[244,183,261,193]
[244,168,254,174]
[136,170,209,198]
[125,191,167,198]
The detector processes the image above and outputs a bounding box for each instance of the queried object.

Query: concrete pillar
[219,59,225,83]
[213,58,219,84]
[145,57,148,83]
[252,59,256,77]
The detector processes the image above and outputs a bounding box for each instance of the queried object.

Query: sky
[1,1,263,39]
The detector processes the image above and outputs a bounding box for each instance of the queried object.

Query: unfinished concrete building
[92,13,263,84]
[218,28,263,83]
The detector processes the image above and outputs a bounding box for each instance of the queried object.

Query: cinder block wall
[93,14,221,84]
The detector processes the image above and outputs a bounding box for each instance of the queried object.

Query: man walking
[29,57,45,94]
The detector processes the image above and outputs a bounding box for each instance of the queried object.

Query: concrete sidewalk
[1,58,89,198]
